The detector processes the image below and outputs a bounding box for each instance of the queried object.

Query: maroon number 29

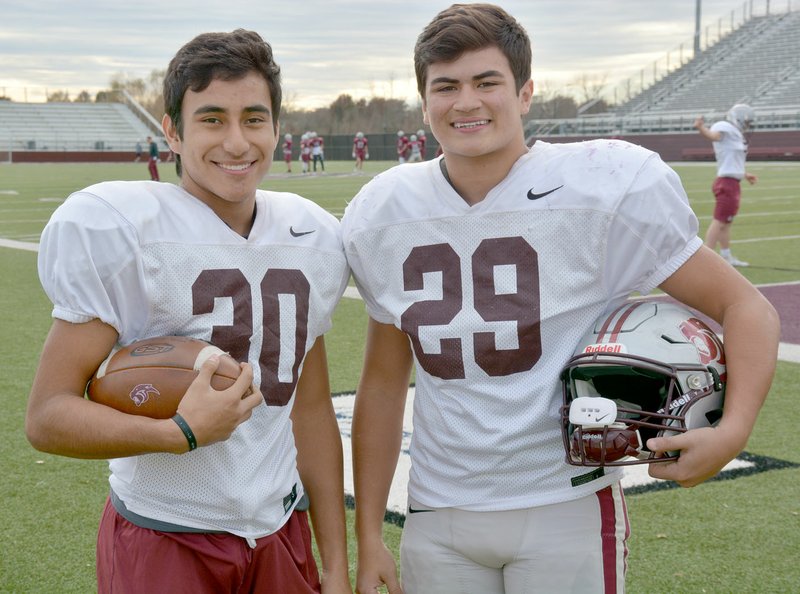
[400,237,541,379]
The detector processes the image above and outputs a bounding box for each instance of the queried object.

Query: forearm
[296,406,349,579]
[352,391,405,549]
[25,391,187,458]
[717,296,780,442]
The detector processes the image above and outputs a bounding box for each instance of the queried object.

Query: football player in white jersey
[694,105,758,267]
[341,4,779,594]
[26,30,351,594]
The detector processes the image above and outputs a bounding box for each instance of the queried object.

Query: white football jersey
[342,140,702,511]
[710,120,748,179]
[39,180,349,538]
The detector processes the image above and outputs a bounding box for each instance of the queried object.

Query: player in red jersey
[416,128,427,159]
[352,132,369,172]
[282,133,293,173]
[300,132,312,174]
[396,130,410,163]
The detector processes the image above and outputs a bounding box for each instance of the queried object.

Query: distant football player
[416,128,427,159]
[27,29,351,594]
[396,129,410,163]
[353,131,369,172]
[146,135,160,181]
[310,131,325,172]
[694,104,758,267]
[300,131,312,173]
[407,134,423,162]
[342,4,778,593]
[282,132,293,173]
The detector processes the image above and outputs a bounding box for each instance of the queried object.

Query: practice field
[1,159,798,593]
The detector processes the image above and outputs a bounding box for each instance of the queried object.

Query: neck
[440,142,528,206]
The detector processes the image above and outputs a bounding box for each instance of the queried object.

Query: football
[571,425,643,464]
[87,336,242,419]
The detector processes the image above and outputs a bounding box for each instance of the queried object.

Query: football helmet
[561,300,726,467]
[726,104,755,132]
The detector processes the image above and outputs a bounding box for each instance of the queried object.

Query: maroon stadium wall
[539,130,800,162]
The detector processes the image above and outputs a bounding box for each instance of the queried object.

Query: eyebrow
[193,104,271,116]
[429,70,505,86]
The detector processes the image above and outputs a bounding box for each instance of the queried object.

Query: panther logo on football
[129,383,160,407]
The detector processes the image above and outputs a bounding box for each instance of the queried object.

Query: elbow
[25,419,49,452]
[24,408,59,454]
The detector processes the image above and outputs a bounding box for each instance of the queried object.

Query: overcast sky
[0,0,773,109]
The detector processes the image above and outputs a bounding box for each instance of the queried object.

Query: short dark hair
[414,3,532,96]
[163,29,282,176]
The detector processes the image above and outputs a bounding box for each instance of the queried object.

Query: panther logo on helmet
[680,317,726,380]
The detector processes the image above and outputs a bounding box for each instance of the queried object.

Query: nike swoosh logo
[408,507,435,514]
[595,413,610,422]
[527,185,563,200]
[289,227,316,237]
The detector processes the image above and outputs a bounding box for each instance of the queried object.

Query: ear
[519,79,534,115]
[421,98,430,126]
[162,114,181,154]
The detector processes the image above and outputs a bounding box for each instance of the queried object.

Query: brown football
[87,336,241,419]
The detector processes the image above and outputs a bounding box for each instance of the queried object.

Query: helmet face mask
[561,301,726,467]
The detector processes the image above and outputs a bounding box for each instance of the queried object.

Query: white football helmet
[726,104,755,132]
[561,300,726,466]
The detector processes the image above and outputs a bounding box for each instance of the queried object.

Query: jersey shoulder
[342,160,437,237]
[525,139,661,211]
[256,189,344,253]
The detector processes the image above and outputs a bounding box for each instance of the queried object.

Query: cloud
[1,0,754,108]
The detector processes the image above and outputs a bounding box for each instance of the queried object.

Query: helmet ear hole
[705,408,723,426]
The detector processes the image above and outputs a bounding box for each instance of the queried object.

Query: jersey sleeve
[340,181,396,323]
[605,155,702,300]
[38,192,149,334]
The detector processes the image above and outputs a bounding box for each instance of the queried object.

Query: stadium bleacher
[0,96,161,156]
[527,5,799,154]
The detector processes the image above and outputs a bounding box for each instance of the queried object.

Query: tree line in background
[33,69,611,135]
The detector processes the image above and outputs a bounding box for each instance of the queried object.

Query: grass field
[1,158,798,593]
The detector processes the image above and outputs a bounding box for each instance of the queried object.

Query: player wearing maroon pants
[27,29,351,594]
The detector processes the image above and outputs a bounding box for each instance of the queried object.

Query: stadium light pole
[694,0,702,55]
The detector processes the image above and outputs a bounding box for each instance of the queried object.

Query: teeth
[454,120,488,129]
[220,163,250,171]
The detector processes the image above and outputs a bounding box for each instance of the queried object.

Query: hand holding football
[87,336,241,419]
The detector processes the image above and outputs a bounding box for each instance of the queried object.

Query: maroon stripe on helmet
[597,302,642,343]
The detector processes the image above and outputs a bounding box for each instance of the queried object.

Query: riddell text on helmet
[582,343,627,353]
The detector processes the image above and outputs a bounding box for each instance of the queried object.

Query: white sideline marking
[0,238,39,252]
[334,389,753,515]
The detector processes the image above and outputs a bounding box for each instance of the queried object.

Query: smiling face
[163,71,278,231]
[422,45,532,166]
